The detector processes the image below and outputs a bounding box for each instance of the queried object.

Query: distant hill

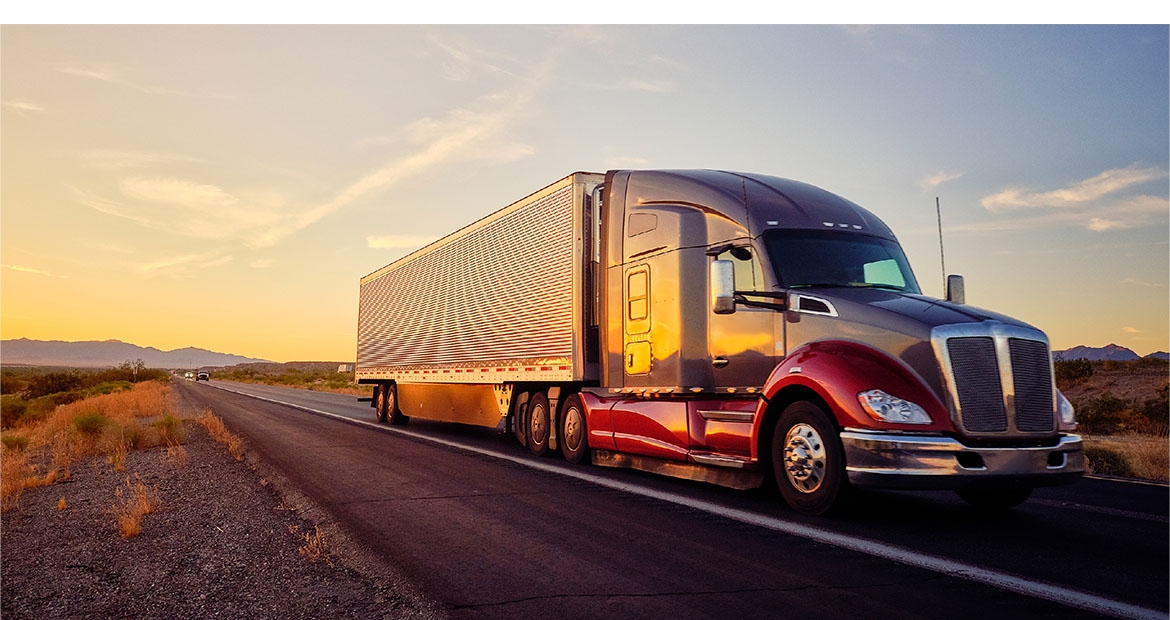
[1145,351,1170,361]
[0,338,269,369]
[1054,344,1141,362]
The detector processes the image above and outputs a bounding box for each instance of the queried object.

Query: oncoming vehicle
[184,371,194,380]
[196,371,210,382]
[355,170,1083,516]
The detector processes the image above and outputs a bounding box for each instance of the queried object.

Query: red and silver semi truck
[356,170,1083,515]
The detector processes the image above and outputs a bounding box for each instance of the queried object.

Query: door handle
[712,356,729,368]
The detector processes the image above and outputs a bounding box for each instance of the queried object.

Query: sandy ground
[0,388,446,620]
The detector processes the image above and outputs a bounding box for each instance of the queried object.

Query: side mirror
[946,274,965,305]
[712,259,736,314]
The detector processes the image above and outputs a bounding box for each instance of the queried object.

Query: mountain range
[0,338,269,369]
[1054,344,1169,362]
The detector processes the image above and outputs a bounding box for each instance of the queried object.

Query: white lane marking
[1084,474,1170,488]
[206,382,1165,620]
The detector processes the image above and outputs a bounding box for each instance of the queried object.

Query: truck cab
[585,170,1082,514]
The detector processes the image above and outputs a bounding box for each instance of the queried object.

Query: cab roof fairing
[617,169,897,241]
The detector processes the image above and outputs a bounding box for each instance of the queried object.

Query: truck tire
[385,383,409,426]
[374,384,389,424]
[772,400,848,516]
[527,391,551,457]
[956,486,1032,510]
[559,394,589,464]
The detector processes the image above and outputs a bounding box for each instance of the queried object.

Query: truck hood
[799,287,1039,332]
[790,287,1045,399]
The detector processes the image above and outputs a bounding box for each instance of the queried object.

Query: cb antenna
[936,197,946,296]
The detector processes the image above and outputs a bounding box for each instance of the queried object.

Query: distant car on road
[184,372,195,380]
[197,371,210,382]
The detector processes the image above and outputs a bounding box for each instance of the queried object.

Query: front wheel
[956,486,1032,510]
[772,400,848,516]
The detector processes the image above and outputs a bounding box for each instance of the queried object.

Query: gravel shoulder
[1,384,446,619]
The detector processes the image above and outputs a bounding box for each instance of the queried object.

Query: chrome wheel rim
[562,406,583,452]
[530,404,547,444]
[783,423,826,493]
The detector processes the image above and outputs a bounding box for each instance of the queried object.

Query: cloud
[3,264,67,278]
[981,165,1167,211]
[75,43,559,250]
[58,64,187,96]
[964,166,1169,233]
[2,100,45,115]
[250,259,274,269]
[136,251,230,279]
[366,235,438,250]
[1123,326,1142,334]
[81,149,205,170]
[918,171,964,191]
[78,178,287,247]
[1121,277,1165,288]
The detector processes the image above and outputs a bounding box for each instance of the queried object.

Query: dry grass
[0,382,183,512]
[110,475,161,539]
[1084,435,1169,482]
[296,525,333,566]
[58,496,67,511]
[196,408,244,461]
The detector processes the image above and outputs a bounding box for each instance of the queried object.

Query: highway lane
[175,379,1168,619]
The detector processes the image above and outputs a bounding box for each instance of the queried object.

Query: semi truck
[356,170,1083,515]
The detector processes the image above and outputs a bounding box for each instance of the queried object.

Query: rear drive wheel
[559,394,589,464]
[772,400,848,516]
[956,486,1032,510]
[527,391,551,457]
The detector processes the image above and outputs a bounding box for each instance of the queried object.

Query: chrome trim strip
[690,453,750,469]
[791,293,839,317]
[698,409,754,423]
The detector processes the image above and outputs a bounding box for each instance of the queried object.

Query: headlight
[858,389,932,424]
[1057,389,1076,428]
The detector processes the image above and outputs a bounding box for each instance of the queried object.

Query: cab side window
[717,246,759,291]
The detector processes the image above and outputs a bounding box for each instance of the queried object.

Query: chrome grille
[948,337,1007,432]
[933,323,1057,437]
[1010,338,1055,432]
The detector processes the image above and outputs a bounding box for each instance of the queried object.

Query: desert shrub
[87,381,134,396]
[22,372,84,399]
[1,433,30,451]
[1055,359,1094,385]
[152,414,186,446]
[1136,384,1169,436]
[1084,446,1130,477]
[1076,394,1133,435]
[1,396,30,429]
[73,411,109,436]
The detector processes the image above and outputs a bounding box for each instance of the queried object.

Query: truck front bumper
[840,429,1084,490]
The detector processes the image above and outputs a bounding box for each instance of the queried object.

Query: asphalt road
[175,379,1169,620]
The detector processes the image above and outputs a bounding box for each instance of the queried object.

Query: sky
[1,24,1168,362]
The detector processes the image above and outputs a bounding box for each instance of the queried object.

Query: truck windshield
[763,230,921,294]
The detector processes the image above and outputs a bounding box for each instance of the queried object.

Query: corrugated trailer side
[357,172,603,395]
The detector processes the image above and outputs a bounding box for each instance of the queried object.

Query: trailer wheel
[559,394,589,465]
[385,383,409,426]
[956,486,1032,510]
[374,384,389,424]
[772,400,847,516]
[527,391,551,457]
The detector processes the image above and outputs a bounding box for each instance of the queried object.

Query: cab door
[708,245,776,388]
